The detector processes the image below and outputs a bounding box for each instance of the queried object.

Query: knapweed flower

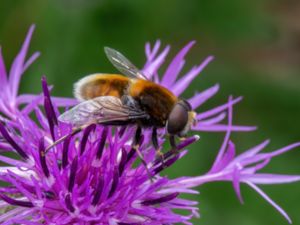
[0,25,299,225]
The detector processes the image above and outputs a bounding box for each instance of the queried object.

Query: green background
[1,0,300,224]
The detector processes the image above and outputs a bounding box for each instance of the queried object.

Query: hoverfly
[47,47,196,167]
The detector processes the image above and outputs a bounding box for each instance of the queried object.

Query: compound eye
[167,103,189,135]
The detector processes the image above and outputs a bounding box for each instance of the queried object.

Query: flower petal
[143,44,170,80]
[188,84,220,110]
[244,174,300,184]
[232,166,243,204]
[196,96,243,120]
[246,182,292,224]
[196,112,226,126]
[161,41,195,87]
[232,140,270,163]
[22,52,40,72]
[9,25,35,100]
[0,207,28,223]
[172,55,214,96]
[210,97,233,172]
[0,47,8,88]
[145,40,160,60]
[193,124,256,132]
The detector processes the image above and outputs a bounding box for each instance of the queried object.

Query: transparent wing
[104,47,148,80]
[58,96,148,128]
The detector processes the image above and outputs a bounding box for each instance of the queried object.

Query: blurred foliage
[1,0,300,224]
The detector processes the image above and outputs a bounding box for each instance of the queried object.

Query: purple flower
[0,94,201,224]
[0,26,299,225]
[0,74,201,224]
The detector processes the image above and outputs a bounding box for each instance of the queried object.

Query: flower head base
[0,26,299,225]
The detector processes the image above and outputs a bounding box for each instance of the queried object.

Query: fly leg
[152,135,180,167]
[152,127,165,167]
[169,135,178,154]
[132,126,153,181]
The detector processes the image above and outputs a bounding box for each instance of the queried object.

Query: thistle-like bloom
[0,26,299,224]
